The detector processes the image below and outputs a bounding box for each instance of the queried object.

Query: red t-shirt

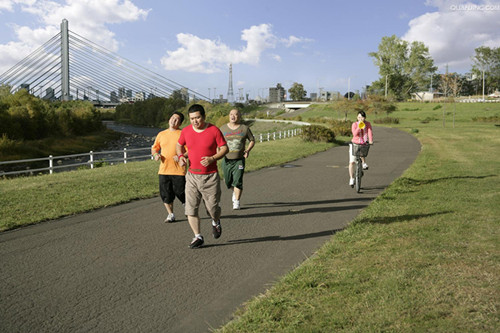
[178,123,227,174]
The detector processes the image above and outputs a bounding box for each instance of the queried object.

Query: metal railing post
[89,151,94,169]
[123,148,127,164]
[49,155,53,174]
[259,133,262,143]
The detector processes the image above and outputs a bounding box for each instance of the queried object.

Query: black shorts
[159,174,186,204]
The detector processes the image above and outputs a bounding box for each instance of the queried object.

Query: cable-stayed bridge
[0,19,208,106]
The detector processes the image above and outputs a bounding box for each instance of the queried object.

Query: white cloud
[0,0,14,12]
[271,54,282,62]
[403,0,500,71]
[160,23,310,73]
[281,35,313,47]
[0,0,149,73]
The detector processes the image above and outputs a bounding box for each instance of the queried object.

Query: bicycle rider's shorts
[349,143,356,164]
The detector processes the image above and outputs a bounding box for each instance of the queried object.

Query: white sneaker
[349,178,355,187]
[165,213,175,223]
[232,192,236,203]
[362,163,369,170]
[233,200,240,210]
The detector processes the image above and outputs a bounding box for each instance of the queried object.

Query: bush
[433,104,442,110]
[301,125,335,143]
[472,115,500,122]
[307,117,351,136]
[420,116,438,124]
[373,117,400,124]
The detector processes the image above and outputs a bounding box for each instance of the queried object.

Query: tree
[439,72,462,98]
[471,46,500,95]
[288,82,307,101]
[369,35,437,100]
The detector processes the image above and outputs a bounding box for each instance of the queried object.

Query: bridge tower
[227,63,234,103]
[61,19,70,101]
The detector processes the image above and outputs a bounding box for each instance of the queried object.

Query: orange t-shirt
[151,129,186,176]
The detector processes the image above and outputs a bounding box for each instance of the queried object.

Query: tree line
[0,85,104,141]
[285,36,499,102]
[368,35,500,100]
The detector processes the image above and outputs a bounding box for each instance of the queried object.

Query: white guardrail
[0,128,303,177]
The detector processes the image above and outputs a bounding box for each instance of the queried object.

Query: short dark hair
[188,104,205,117]
[171,111,184,124]
[358,111,367,118]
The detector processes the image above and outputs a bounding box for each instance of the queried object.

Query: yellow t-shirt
[151,129,186,176]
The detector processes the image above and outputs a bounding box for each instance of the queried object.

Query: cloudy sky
[0,0,499,98]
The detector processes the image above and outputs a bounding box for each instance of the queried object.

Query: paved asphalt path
[0,126,420,333]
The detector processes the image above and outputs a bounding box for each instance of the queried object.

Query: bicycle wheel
[355,159,362,193]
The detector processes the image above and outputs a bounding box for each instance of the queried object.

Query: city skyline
[1,0,499,99]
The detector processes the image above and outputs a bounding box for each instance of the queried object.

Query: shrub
[373,117,400,124]
[472,115,500,122]
[420,116,438,124]
[433,104,442,110]
[301,125,335,143]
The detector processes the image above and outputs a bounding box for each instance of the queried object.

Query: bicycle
[351,143,370,193]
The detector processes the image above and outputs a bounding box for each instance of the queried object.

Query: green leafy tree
[288,82,307,101]
[369,35,437,100]
[471,46,500,94]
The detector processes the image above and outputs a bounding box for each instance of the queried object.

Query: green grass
[0,137,335,231]
[216,102,500,332]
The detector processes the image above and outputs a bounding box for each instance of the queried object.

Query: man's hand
[178,155,186,167]
[200,156,215,167]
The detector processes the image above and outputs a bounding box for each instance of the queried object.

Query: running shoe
[212,220,222,239]
[349,178,355,187]
[165,213,175,223]
[233,200,240,210]
[189,236,204,249]
[362,163,369,170]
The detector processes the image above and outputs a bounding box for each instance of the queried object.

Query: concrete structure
[412,91,441,101]
[284,102,311,110]
[269,83,286,103]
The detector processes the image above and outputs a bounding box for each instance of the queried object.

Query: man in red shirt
[176,104,228,249]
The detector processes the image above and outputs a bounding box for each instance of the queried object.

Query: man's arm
[200,144,228,167]
[244,140,255,158]
[176,143,187,166]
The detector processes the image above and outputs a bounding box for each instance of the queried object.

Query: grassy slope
[217,102,500,332]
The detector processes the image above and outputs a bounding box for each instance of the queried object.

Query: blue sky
[1,0,499,99]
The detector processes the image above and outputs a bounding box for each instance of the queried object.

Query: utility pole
[227,63,234,103]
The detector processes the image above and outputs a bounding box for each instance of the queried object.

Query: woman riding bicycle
[349,110,373,186]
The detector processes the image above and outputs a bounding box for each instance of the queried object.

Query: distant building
[412,91,441,101]
[44,87,55,100]
[110,91,118,102]
[213,94,227,104]
[118,87,126,99]
[134,91,145,101]
[269,83,286,103]
[126,89,132,99]
[310,92,317,101]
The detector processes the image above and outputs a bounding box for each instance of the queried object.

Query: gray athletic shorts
[184,171,221,220]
